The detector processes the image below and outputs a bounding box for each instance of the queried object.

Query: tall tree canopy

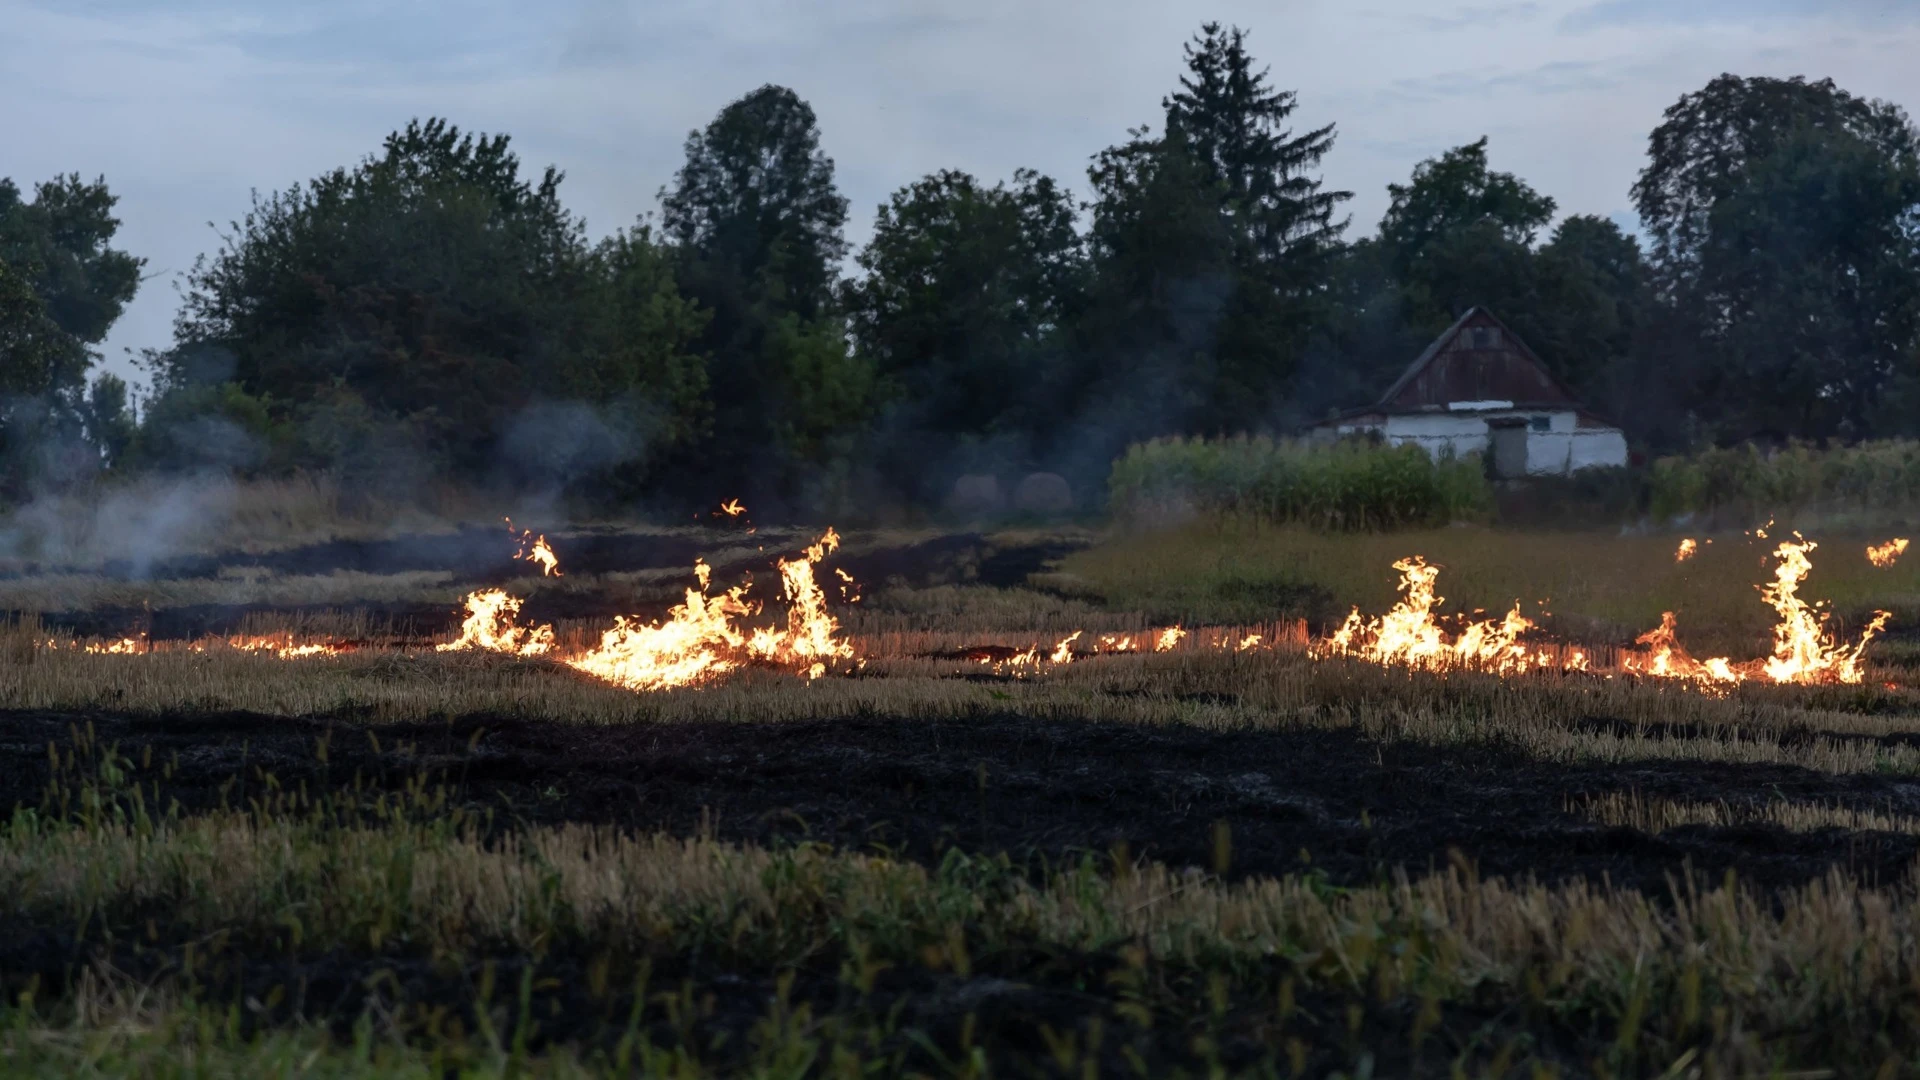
[1633,75,1920,441]
[157,118,707,484]
[660,85,868,502]
[0,174,142,491]
[844,167,1085,494]
[1080,23,1349,450]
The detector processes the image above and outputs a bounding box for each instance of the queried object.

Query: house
[1310,307,1628,477]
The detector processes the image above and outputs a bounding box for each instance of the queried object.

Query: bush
[1107,434,1491,531]
[1649,440,1920,522]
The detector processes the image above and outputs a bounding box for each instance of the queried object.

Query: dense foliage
[4,30,1920,515]
[1649,440,1920,522]
[1107,434,1490,530]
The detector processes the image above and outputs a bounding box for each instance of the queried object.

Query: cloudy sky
[5,0,1919,392]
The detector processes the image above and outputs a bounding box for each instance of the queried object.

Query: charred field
[11,518,1920,1075]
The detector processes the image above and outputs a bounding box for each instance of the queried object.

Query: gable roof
[1372,307,1581,413]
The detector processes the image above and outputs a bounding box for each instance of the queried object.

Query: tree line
[3,23,1918,513]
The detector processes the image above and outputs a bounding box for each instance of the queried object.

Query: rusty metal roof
[1373,307,1581,413]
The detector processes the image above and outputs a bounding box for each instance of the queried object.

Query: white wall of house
[1333,409,1627,475]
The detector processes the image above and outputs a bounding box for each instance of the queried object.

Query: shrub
[1649,440,1920,522]
[1107,434,1491,531]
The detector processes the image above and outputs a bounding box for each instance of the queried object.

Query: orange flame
[1154,626,1186,652]
[1314,557,1541,674]
[566,585,756,691]
[1049,631,1083,665]
[1869,538,1909,569]
[1675,538,1697,562]
[1758,539,1888,684]
[228,633,347,659]
[437,589,555,657]
[716,499,747,518]
[505,519,561,577]
[1620,612,1742,686]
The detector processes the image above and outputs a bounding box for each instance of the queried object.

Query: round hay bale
[946,474,1003,515]
[1013,472,1073,515]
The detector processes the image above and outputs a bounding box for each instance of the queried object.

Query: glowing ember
[438,589,555,657]
[1869,538,1909,568]
[1313,557,1541,674]
[1675,538,1697,562]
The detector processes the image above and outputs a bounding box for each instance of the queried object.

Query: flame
[1869,538,1909,568]
[1313,557,1541,674]
[565,585,755,691]
[1757,539,1888,685]
[1676,538,1697,562]
[437,528,855,688]
[1626,539,1889,687]
[1620,611,1743,686]
[228,633,347,659]
[1098,634,1137,653]
[505,519,561,576]
[1237,634,1263,651]
[1049,631,1083,665]
[1154,626,1186,652]
[744,528,855,680]
[437,589,555,657]
[717,499,747,518]
[83,638,144,654]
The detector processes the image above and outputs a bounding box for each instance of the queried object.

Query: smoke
[0,472,243,577]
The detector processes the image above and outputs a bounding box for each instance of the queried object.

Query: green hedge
[1107,435,1491,531]
[1650,440,1920,521]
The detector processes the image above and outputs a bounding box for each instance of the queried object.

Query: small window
[1470,327,1491,349]
[1529,415,1550,432]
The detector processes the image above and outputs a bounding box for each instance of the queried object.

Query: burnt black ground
[7,704,1917,895]
[13,531,1090,641]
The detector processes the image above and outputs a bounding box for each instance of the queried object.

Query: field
[8,501,1920,1076]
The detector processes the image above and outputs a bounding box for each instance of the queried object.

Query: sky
[4,0,1920,395]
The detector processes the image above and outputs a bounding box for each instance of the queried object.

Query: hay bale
[946,474,1003,515]
[1013,472,1073,515]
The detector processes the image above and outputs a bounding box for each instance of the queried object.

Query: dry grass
[1578,790,1920,837]
[7,615,1920,776]
[13,795,1920,1074]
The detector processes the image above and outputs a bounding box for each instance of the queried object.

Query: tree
[0,175,142,493]
[844,168,1086,493]
[1164,23,1348,268]
[157,118,707,484]
[659,86,862,503]
[0,174,144,370]
[662,85,849,321]
[1633,75,1920,441]
[1080,24,1349,447]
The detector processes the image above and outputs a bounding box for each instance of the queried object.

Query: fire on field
[15,513,1906,696]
